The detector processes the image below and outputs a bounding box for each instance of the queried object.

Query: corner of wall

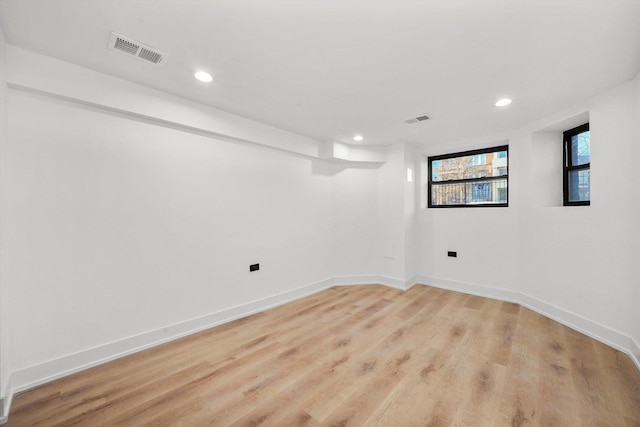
[630,338,640,372]
[0,376,12,425]
[0,275,418,417]
[417,274,640,371]
[0,21,10,425]
[318,140,387,166]
[0,400,7,425]
[632,70,640,353]
[5,277,335,400]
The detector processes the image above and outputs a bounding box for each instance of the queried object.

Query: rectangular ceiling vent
[108,32,168,65]
[405,114,430,124]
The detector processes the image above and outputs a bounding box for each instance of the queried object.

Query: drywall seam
[418,275,639,367]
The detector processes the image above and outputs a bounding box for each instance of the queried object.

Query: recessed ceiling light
[495,98,512,107]
[353,135,364,141]
[194,71,213,82]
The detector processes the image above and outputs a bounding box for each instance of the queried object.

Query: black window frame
[563,123,590,206]
[427,145,509,208]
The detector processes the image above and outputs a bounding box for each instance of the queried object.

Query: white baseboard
[0,398,7,425]
[7,277,336,398]
[1,274,637,425]
[0,276,341,425]
[630,338,640,372]
[418,275,640,370]
[416,275,519,303]
[329,275,418,291]
[0,275,414,423]
[328,275,381,287]
[0,375,12,425]
[376,275,409,290]
[517,292,631,354]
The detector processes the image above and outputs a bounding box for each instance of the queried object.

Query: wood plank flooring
[6,284,640,426]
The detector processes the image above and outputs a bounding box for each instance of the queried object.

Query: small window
[428,145,508,208]
[563,123,590,206]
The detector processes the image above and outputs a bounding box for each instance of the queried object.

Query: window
[471,154,486,165]
[472,182,491,201]
[563,123,590,206]
[428,145,508,208]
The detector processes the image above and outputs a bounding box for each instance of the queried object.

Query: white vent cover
[108,32,168,65]
[405,114,430,124]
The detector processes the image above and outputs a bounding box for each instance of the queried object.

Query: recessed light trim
[495,98,512,107]
[194,71,213,82]
[353,135,364,142]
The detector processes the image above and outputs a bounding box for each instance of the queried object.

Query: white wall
[6,47,322,160]
[522,84,635,338]
[530,131,563,207]
[418,137,520,293]
[330,166,379,278]
[0,47,397,401]
[1,41,639,424]
[325,141,418,289]
[404,144,418,281]
[417,80,639,361]
[5,89,338,374]
[0,24,9,418]
[376,143,409,283]
[632,72,640,359]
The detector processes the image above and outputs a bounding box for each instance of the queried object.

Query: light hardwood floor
[6,284,640,426]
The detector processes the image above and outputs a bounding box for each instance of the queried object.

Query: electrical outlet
[249,263,259,272]
[447,251,457,258]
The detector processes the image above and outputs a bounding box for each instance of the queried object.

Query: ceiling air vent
[405,114,430,124]
[108,32,168,65]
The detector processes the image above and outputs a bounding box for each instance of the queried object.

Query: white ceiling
[1,0,639,147]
